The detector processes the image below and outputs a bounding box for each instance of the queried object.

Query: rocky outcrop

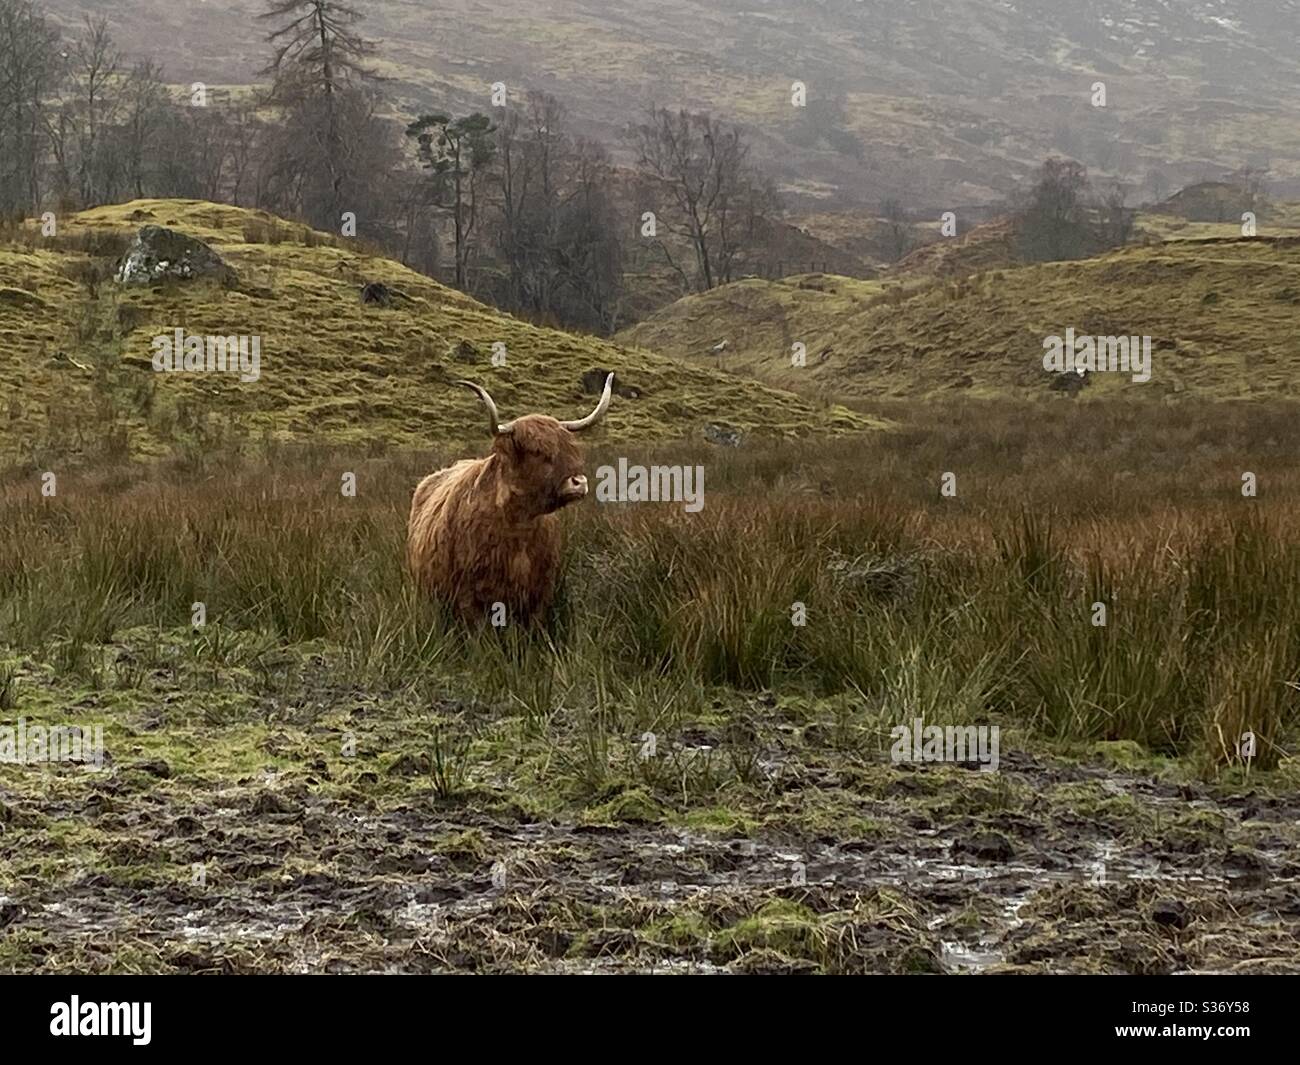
[115,225,238,286]
[703,422,742,447]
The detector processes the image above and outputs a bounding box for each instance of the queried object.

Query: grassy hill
[1137,192,1300,242]
[617,235,1300,399]
[0,199,878,469]
[888,219,1019,279]
[788,209,954,272]
[797,198,1300,282]
[615,273,886,391]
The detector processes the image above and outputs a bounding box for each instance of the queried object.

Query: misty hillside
[39,0,1300,210]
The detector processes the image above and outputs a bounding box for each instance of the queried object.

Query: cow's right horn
[560,373,614,432]
[457,380,514,435]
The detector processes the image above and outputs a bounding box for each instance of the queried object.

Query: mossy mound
[620,234,1300,400]
[0,199,878,466]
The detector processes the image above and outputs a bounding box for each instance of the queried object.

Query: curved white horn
[560,373,614,432]
[456,380,514,435]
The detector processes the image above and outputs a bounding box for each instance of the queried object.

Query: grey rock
[703,422,743,448]
[115,225,238,287]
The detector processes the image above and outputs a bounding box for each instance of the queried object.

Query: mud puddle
[3,746,1298,974]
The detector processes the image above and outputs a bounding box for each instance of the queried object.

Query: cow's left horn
[456,380,514,435]
[560,373,614,432]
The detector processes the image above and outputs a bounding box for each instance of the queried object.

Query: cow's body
[407,454,563,622]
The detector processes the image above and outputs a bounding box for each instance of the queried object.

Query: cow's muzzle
[558,474,589,503]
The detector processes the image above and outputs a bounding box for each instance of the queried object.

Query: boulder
[451,339,479,363]
[115,225,238,286]
[581,367,641,399]
[360,281,416,307]
[1048,369,1089,396]
[361,281,394,306]
[703,422,743,448]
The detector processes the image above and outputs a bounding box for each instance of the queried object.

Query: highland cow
[407,374,614,623]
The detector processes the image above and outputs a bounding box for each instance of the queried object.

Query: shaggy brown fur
[407,415,594,623]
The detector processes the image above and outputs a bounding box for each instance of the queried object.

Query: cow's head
[457,373,613,516]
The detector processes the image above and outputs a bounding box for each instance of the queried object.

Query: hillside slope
[616,274,886,391]
[888,220,1019,279]
[0,200,875,468]
[1137,196,1300,242]
[42,0,1300,209]
[618,236,1300,399]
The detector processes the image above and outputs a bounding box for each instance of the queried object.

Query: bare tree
[474,94,627,328]
[880,198,912,262]
[397,167,440,275]
[492,95,544,309]
[46,16,123,206]
[223,97,264,205]
[118,60,168,199]
[632,108,775,292]
[0,0,61,214]
[1094,182,1135,249]
[490,91,580,313]
[716,169,780,284]
[551,137,624,331]
[1014,157,1094,262]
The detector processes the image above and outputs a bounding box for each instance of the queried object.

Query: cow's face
[458,374,615,519]
[493,416,589,515]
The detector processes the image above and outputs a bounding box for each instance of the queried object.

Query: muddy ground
[2,632,1298,974]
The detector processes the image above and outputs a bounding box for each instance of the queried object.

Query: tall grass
[2,401,1298,771]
